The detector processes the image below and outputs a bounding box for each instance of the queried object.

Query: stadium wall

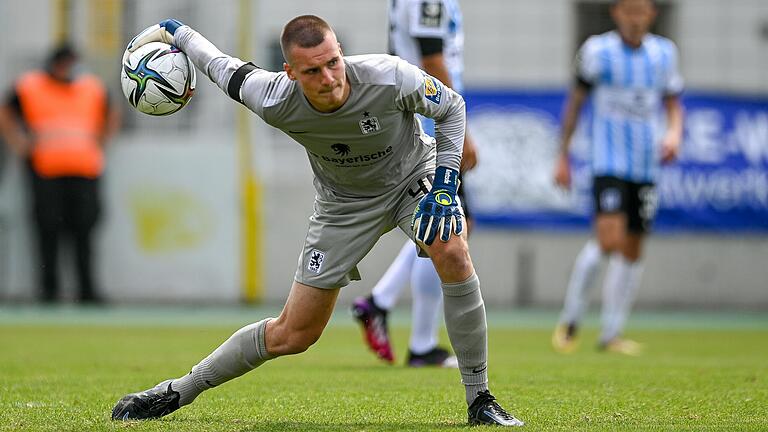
[3,131,766,309]
[0,0,766,308]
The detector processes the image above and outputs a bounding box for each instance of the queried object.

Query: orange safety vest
[16,71,107,178]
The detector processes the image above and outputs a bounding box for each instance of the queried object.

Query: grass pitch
[0,306,766,431]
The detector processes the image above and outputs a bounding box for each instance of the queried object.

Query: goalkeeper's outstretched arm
[172,26,248,97]
[128,20,274,117]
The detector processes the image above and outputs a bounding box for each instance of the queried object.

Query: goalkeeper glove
[126,19,185,54]
[412,166,464,246]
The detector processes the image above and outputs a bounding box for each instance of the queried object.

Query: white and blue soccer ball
[120,42,196,116]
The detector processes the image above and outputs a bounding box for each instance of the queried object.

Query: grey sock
[442,273,489,405]
[171,318,273,406]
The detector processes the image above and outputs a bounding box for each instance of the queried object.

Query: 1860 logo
[308,249,325,274]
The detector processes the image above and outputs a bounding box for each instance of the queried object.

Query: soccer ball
[120,42,196,116]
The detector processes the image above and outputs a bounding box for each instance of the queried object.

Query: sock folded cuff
[461,371,489,386]
[254,318,274,362]
[464,381,489,405]
[441,272,479,297]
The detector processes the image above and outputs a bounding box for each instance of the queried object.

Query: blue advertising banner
[462,90,768,233]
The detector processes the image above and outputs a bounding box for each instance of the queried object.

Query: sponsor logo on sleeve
[308,249,326,274]
[424,75,442,104]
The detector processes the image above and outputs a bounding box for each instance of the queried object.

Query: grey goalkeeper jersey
[174,26,465,198]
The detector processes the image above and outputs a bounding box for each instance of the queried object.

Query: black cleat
[406,346,458,368]
[111,380,181,421]
[468,390,524,427]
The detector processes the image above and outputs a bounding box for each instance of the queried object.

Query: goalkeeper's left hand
[412,166,464,246]
[125,19,185,55]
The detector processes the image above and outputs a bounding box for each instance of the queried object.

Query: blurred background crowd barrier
[0,0,766,307]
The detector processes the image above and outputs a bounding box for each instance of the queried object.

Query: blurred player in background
[552,0,684,355]
[0,44,120,304]
[111,16,523,426]
[351,0,477,368]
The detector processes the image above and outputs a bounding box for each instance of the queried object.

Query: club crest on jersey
[424,75,442,104]
[308,249,325,274]
[359,111,381,134]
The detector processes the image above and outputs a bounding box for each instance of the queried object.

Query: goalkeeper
[111,15,523,427]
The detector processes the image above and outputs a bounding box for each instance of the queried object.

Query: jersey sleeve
[574,36,602,86]
[416,37,444,57]
[395,58,464,171]
[407,0,450,39]
[173,26,282,119]
[663,40,684,97]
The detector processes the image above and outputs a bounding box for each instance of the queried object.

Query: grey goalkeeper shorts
[294,169,434,289]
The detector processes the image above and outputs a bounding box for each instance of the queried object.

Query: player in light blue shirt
[552,0,684,355]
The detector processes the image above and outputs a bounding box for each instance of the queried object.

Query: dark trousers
[28,167,101,302]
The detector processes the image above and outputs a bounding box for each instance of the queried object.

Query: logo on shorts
[331,143,351,156]
[308,249,325,274]
[359,111,381,134]
[600,188,622,212]
[639,185,658,230]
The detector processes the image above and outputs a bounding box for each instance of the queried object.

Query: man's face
[50,57,77,82]
[611,0,657,43]
[284,31,349,113]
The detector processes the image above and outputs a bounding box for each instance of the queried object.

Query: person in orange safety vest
[0,44,120,303]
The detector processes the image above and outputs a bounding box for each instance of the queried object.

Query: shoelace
[150,391,178,415]
[486,400,517,420]
[138,384,176,412]
[475,391,517,421]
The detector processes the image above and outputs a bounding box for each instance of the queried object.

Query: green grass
[0,307,766,431]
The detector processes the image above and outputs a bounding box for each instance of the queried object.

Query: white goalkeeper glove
[125,19,185,57]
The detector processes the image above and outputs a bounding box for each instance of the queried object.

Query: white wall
[464,230,768,309]
[677,0,768,94]
[2,1,767,93]
[3,144,766,309]
[0,0,766,307]
[462,0,574,88]
[0,134,241,303]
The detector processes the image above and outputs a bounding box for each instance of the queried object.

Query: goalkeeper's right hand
[126,19,185,54]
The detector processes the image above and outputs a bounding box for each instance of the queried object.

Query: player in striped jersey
[352,0,478,369]
[552,0,684,355]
